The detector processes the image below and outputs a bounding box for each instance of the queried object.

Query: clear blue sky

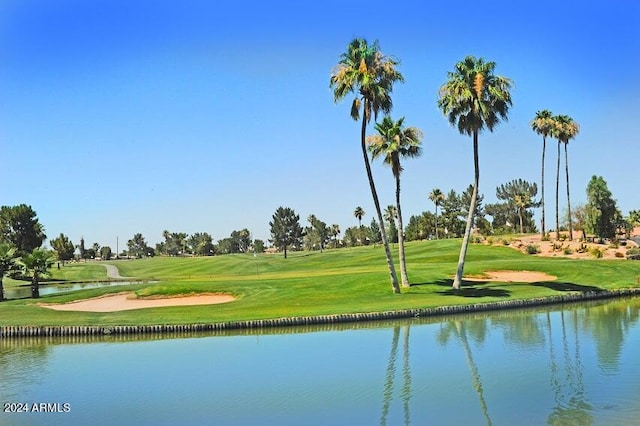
[1,0,639,249]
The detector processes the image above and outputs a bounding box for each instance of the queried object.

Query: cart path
[103,264,135,280]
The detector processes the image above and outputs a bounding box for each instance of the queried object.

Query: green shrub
[609,242,618,249]
[627,247,640,256]
[563,247,574,255]
[576,243,588,254]
[502,238,511,246]
[589,247,603,258]
[526,244,540,255]
[487,237,494,245]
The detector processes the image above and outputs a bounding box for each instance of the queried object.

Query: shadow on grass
[413,279,512,298]
[531,281,603,293]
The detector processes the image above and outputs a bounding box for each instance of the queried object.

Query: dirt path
[102,264,134,279]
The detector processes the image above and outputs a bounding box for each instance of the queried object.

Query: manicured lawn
[1,238,639,327]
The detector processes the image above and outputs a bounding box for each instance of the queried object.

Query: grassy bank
[1,238,639,327]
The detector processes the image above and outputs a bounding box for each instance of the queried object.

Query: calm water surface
[4,281,149,300]
[1,297,639,425]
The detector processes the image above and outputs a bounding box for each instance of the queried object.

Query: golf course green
[1,238,639,327]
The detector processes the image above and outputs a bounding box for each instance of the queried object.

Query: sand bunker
[40,292,235,312]
[463,270,557,283]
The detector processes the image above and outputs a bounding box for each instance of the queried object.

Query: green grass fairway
[1,239,639,327]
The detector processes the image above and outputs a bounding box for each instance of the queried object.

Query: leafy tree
[553,114,580,240]
[78,237,87,261]
[531,109,554,238]
[19,248,54,298]
[368,219,382,244]
[383,205,398,245]
[368,115,422,287]
[269,207,304,259]
[216,229,251,254]
[160,231,189,256]
[460,184,485,227]
[629,210,640,227]
[405,211,436,241]
[429,189,445,239]
[92,242,101,257]
[0,204,46,255]
[353,206,365,228]
[440,189,466,238]
[188,232,215,256]
[230,229,252,253]
[438,56,512,289]
[0,243,17,302]
[330,224,341,248]
[50,233,75,265]
[331,38,403,293]
[496,179,540,234]
[305,215,330,252]
[585,176,619,240]
[253,239,265,253]
[100,246,113,260]
[127,233,150,258]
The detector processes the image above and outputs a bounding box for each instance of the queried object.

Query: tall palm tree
[19,248,54,298]
[354,206,366,228]
[331,38,404,293]
[531,109,554,239]
[438,56,512,289]
[554,114,580,241]
[368,115,422,288]
[428,188,445,239]
[0,243,17,302]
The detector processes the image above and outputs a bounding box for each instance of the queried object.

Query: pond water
[1,297,639,425]
[3,281,147,300]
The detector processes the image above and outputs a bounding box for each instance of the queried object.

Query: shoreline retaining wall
[2,288,639,338]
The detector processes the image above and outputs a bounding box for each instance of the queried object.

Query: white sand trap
[463,270,557,283]
[40,292,235,312]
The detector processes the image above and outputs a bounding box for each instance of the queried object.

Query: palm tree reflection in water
[380,325,412,426]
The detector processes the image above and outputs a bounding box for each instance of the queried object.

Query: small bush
[487,237,494,245]
[589,247,603,258]
[541,233,551,242]
[576,243,588,254]
[627,247,640,256]
[609,242,618,249]
[502,238,511,246]
[615,251,625,258]
[552,242,563,252]
[526,244,540,255]
[563,247,574,255]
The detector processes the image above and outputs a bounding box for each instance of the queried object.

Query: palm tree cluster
[332,39,518,291]
[530,111,580,241]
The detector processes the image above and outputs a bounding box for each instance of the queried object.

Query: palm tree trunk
[396,175,410,288]
[518,208,524,234]
[541,136,546,238]
[452,131,479,290]
[564,142,573,241]
[361,106,400,293]
[555,140,561,240]
[31,276,40,299]
[0,278,4,302]
[434,204,439,240]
